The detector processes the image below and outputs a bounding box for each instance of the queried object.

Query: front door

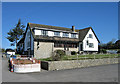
[80,44,83,51]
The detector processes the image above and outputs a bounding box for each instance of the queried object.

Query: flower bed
[9,57,41,73]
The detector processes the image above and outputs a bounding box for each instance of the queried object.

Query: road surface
[2,58,118,82]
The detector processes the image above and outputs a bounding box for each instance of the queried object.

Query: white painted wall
[35,30,41,35]
[60,32,63,37]
[48,31,54,36]
[7,52,15,55]
[34,28,78,38]
[82,29,98,51]
[13,63,41,73]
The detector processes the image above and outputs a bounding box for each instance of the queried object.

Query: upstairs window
[89,34,93,38]
[71,33,76,38]
[41,30,48,36]
[89,43,94,48]
[54,31,60,36]
[63,32,69,37]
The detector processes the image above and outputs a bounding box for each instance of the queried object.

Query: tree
[115,40,120,49]
[2,48,5,53]
[6,19,25,52]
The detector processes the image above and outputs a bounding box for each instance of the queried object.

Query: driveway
[2,58,118,82]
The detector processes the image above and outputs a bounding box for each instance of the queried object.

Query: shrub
[51,50,65,61]
[71,51,77,55]
[117,50,120,53]
[55,50,65,56]
[100,49,107,53]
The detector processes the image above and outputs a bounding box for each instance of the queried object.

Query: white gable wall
[83,29,98,51]
[7,52,15,55]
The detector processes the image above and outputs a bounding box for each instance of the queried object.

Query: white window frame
[63,32,69,37]
[89,34,93,38]
[41,30,48,36]
[71,33,76,38]
[54,31,60,37]
[89,43,94,48]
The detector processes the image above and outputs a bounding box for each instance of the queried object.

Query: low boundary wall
[9,57,41,73]
[13,63,41,73]
[41,58,118,71]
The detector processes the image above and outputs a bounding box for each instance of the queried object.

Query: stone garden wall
[41,58,118,71]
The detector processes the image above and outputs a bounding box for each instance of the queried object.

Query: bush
[117,50,120,53]
[71,51,77,55]
[55,50,65,56]
[100,49,107,53]
[51,50,65,61]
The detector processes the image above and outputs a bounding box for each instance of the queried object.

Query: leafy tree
[99,39,118,49]
[6,19,25,52]
[115,40,120,49]
[2,48,5,53]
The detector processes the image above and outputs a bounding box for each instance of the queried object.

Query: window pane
[41,30,48,36]
[89,43,94,48]
[89,34,93,38]
[54,31,60,36]
[71,33,76,38]
[63,32,69,37]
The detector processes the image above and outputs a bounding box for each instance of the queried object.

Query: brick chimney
[72,26,75,32]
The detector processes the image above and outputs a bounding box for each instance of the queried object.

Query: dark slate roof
[79,27,100,43]
[26,23,99,43]
[79,27,91,42]
[5,49,15,52]
[28,23,79,32]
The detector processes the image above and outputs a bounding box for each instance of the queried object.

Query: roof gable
[79,27,91,42]
[79,27,100,43]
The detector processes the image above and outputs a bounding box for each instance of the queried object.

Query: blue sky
[2,2,118,49]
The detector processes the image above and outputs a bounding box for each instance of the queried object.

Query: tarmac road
[2,57,118,82]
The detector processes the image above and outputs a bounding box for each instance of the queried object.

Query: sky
[2,2,118,49]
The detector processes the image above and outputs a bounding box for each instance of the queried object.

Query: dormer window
[71,33,76,38]
[54,31,60,36]
[41,30,48,36]
[89,34,93,38]
[63,32,69,37]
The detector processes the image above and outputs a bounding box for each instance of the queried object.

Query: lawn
[39,54,119,61]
